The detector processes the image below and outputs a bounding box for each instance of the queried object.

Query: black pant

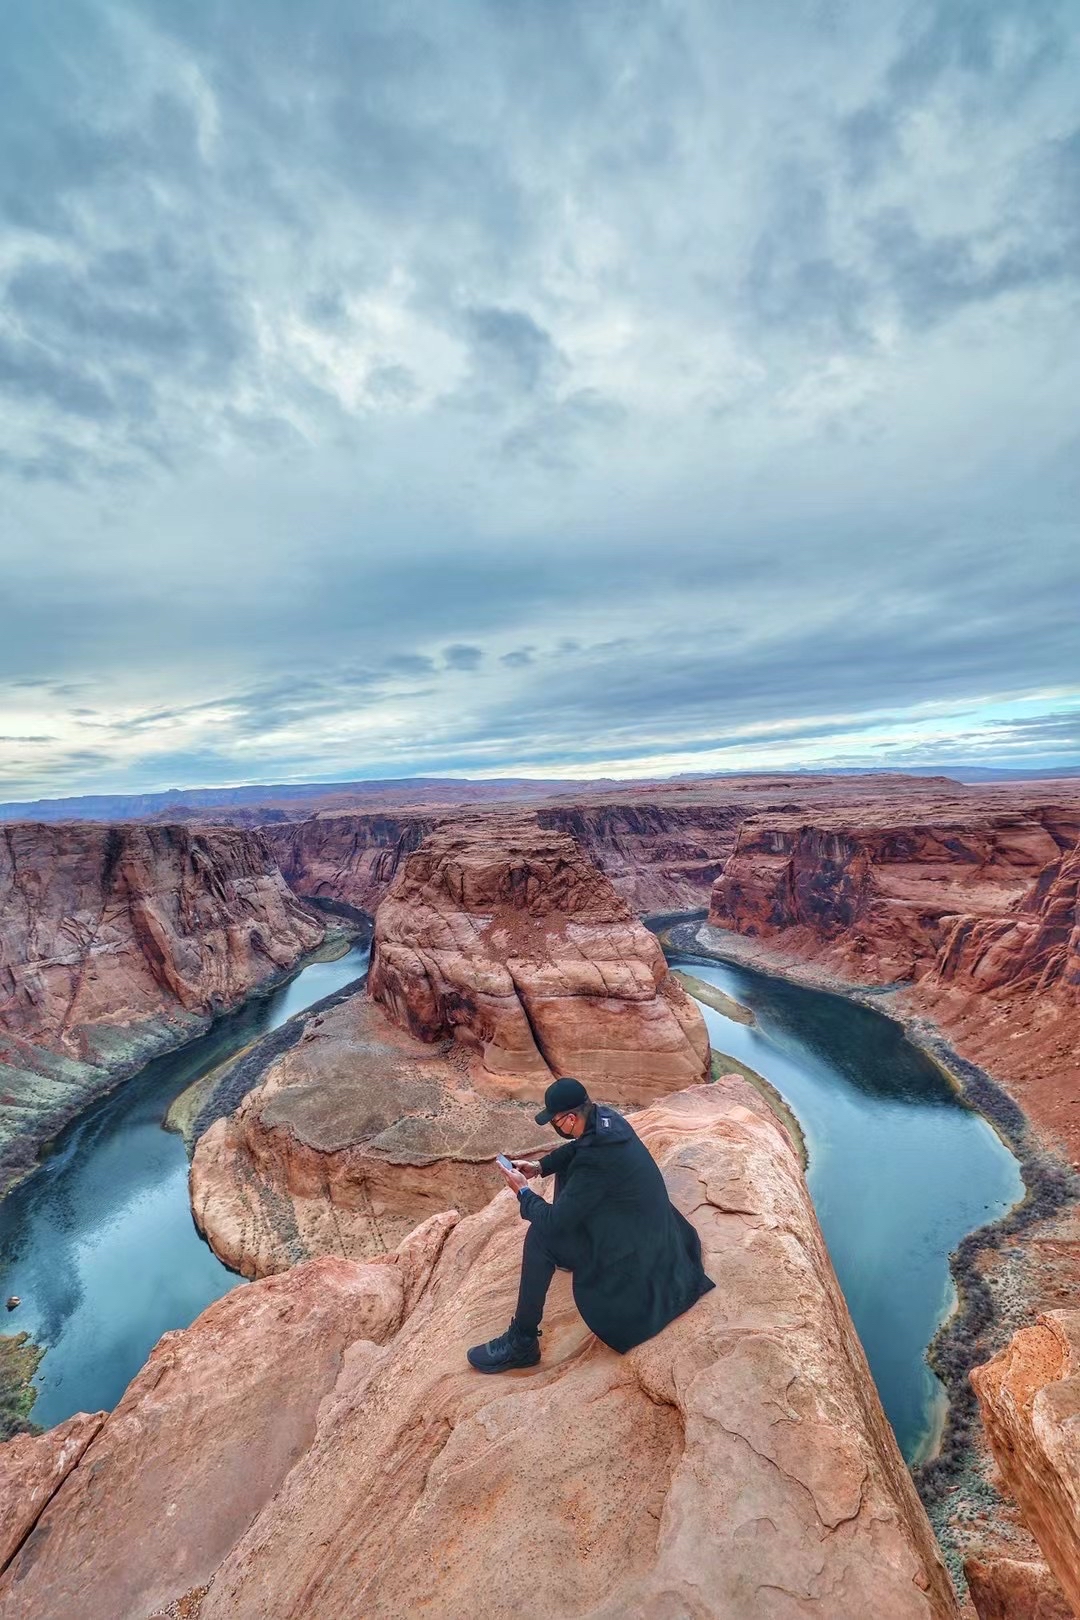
[514,1224,570,1336]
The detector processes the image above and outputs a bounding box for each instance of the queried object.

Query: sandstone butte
[0,1083,960,1620]
[0,820,326,1192]
[191,815,711,1278]
[367,815,711,1100]
[969,1311,1080,1618]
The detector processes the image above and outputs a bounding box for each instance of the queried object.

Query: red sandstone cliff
[0,821,325,1189]
[267,798,749,917]
[704,794,1080,1164]
[2,1084,960,1619]
[191,816,710,1278]
[266,810,442,914]
[368,815,710,1099]
[970,1312,1080,1618]
[266,778,1033,922]
[709,807,1067,980]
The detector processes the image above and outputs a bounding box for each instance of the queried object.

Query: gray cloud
[0,0,1076,796]
[442,644,483,671]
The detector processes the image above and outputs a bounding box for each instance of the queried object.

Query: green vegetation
[708,1049,808,1170]
[1,1331,43,1441]
[672,969,755,1025]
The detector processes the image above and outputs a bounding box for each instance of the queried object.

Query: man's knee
[523,1225,568,1272]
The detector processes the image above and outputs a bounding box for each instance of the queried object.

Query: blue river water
[669,949,1024,1461]
[0,943,369,1429]
[1,936,1022,1461]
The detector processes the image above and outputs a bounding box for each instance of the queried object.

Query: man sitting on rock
[467,1076,714,1373]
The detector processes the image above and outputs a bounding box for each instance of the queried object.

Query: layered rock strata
[710,808,1069,981]
[706,803,1080,1165]
[268,798,752,917]
[368,815,710,1099]
[266,810,442,916]
[2,1083,959,1619]
[0,821,325,1191]
[192,818,709,1277]
[970,1311,1080,1617]
[917,835,1080,1161]
[265,778,1076,920]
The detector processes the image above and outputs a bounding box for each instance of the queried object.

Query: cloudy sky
[1,0,1077,799]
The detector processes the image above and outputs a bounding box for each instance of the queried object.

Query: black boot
[466,1319,541,1373]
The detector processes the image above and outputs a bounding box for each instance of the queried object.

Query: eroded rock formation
[2,1084,958,1619]
[709,808,1065,981]
[368,815,710,1099]
[190,991,542,1277]
[267,797,751,917]
[704,797,1080,1165]
[0,821,325,1191]
[266,810,442,916]
[970,1311,1080,1617]
[192,817,709,1278]
[963,1553,1073,1620]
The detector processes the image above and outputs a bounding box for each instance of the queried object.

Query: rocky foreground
[0,1084,959,1620]
[0,821,326,1192]
[191,816,709,1278]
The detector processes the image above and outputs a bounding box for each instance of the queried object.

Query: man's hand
[497,1160,528,1194]
[511,1159,542,1180]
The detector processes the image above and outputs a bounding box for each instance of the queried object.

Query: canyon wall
[268,798,750,917]
[709,807,1068,981]
[704,794,1080,1165]
[192,815,709,1277]
[970,1312,1080,1618]
[266,810,442,914]
[2,1084,959,1620]
[0,820,325,1190]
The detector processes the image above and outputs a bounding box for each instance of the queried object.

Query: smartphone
[495,1153,514,1173]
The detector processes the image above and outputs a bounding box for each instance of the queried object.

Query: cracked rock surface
[3,1082,958,1619]
[972,1311,1080,1616]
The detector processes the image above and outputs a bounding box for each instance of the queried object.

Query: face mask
[552,1119,575,1139]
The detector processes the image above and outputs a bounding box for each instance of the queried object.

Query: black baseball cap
[534,1076,589,1126]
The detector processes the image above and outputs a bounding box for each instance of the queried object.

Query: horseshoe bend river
[2,939,1022,1463]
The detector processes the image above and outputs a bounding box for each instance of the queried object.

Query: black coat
[517,1104,714,1353]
